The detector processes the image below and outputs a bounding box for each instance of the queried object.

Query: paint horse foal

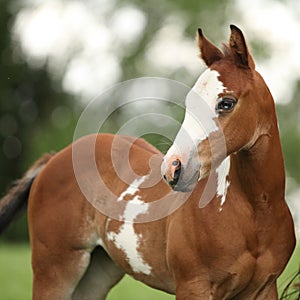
[0,25,295,299]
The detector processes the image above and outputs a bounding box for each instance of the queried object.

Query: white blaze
[180,109,215,143]
[184,69,225,142]
[192,68,225,112]
[107,176,152,275]
[167,69,225,158]
[216,157,231,211]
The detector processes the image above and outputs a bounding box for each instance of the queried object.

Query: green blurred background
[0,0,299,298]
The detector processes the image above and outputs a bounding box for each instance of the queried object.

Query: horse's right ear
[197,28,224,66]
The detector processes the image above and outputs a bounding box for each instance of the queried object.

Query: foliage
[0,1,80,241]
[277,82,300,185]
[0,0,299,243]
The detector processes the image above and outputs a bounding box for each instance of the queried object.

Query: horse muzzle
[161,155,200,192]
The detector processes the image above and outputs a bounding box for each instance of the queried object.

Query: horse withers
[0,25,295,299]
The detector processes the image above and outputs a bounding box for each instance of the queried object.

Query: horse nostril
[172,159,181,170]
[172,160,180,167]
[172,159,181,185]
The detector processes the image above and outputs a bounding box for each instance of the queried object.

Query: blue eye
[216,97,237,113]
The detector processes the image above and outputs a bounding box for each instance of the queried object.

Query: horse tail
[0,152,54,234]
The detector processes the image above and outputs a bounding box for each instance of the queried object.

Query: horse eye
[216,97,237,113]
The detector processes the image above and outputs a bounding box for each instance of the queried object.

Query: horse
[0,25,296,299]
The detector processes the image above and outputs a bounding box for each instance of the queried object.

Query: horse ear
[197,28,224,66]
[229,25,255,69]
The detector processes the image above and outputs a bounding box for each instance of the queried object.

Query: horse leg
[265,284,278,300]
[255,282,278,300]
[72,246,124,300]
[31,239,91,300]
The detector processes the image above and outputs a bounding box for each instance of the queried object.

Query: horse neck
[231,117,285,207]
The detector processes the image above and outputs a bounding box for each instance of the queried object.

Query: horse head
[161,25,276,192]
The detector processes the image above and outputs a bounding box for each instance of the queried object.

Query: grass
[0,244,32,300]
[0,242,298,300]
[277,242,300,297]
[0,243,173,300]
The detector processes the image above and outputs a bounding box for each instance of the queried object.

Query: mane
[217,43,253,71]
[221,43,233,59]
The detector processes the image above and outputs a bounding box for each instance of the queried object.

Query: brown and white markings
[0,25,296,300]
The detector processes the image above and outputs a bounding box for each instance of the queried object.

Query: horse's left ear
[197,28,224,66]
[229,25,255,69]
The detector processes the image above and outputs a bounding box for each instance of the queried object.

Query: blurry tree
[0,0,80,241]
[277,83,300,185]
[100,0,231,153]
[116,0,229,81]
[1,0,300,242]
[0,0,232,241]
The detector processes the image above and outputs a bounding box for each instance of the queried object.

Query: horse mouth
[172,170,199,192]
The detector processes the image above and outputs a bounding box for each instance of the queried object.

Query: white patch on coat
[117,176,146,202]
[107,176,152,275]
[216,157,231,211]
